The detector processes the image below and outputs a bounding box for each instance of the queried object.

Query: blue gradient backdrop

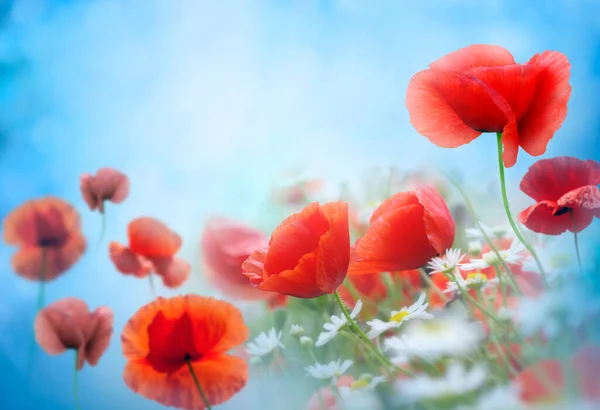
[1,1,599,409]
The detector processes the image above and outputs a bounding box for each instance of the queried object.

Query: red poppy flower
[348,186,455,275]
[109,217,190,288]
[515,344,600,403]
[200,217,287,306]
[121,295,249,409]
[80,167,129,214]
[518,156,600,235]
[406,44,571,167]
[2,197,87,281]
[242,202,350,298]
[34,297,113,369]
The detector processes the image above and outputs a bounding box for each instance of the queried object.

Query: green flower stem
[97,203,107,250]
[568,210,582,271]
[418,268,449,303]
[496,132,549,288]
[73,351,82,410]
[148,272,156,297]
[450,277,503,327]
[332,291,412,377]
[186,357,212,410]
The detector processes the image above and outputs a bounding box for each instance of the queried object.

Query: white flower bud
[300,336,314,348]
[290,324,304,338]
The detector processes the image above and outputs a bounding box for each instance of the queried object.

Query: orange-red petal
[150,257,191,288]
[315,201,350,293]
[124,354,247,409]
[109,242,152,278]
[429,44,515,71]
[121,295,249,361]
[517,51,571,157]
[85,307,114,366]
[128,217,182,258]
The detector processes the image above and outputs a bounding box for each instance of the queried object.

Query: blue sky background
[0,0,599,409]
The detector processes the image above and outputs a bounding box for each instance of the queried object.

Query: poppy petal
[123,354,247,410]
[517,51,571,157]
[516,360,564,402]
[416,186,455,254]
[84,307,114,366]
[94,167,130,205]
[520,156,599,202]
[128,217,182,258]
[121,296,248,360]
[264,203,329,275]
[241,248,268,286]
[12,233,86,281]
[429,44,515,71]
[572,344,600,400]
[79,173,99,211]
[316,201,350,293]
[518,201,572,235]
[109,242,152,278]
[151,257,191,288]
[349,204,436,274]
[406,69,482,149]
[557,185,600,211]
[257,251,324,297]
[34,298,89,355]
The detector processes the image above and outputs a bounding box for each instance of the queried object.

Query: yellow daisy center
[466,273,487,282]
[350,379,370,391]
[390,311,409,323]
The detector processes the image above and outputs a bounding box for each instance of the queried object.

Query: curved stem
[97,204,106,250]
[496,133,549,288]
[332,291,411,377]
[27,250,48,377]
[73,351,82,410]
[148,272,156,297]
[186,358,212,410]
[568,210,582,271]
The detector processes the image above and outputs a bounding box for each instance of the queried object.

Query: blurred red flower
[110,217,190,288]
[242,201,350,298]
[406,44,571,167]
[2,196,86,281]
[200,217,287,306]
[518,156,600,235]
[35,297,113,369]
[80,167,129,214]
[121,295,249,409]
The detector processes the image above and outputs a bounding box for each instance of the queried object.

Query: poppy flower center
[37,236,68,247]
[553,207,570,216]
[146,312,203,373]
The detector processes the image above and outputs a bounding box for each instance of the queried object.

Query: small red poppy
[406,44,571,167]
[109,217,190,288]
[242,201,350,298]
[34,297,113,369]
[80,167,129,214]
[518,156,600,235]
[348,186,455,275]
[121,295,249,409]
[2,197,87,281]
[200,216,287,306]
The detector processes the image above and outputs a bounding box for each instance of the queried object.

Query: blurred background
[0,0,599,409]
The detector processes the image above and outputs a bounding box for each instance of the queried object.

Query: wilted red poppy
[200,217,287,306]
[518,156,600,235]
[34,297,113,369]
[516,344,600,403]
[109,217,190,288]
[348,186,455,275]
[80,167,129,214]
[121,295,249,409]
[242,202,350,298]
[2,196,87,282]
[406,44,571,167]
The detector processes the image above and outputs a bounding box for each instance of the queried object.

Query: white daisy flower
[427,248,465,277]
[245,328,285,357]
[315,300,363,347]
[465,223,510,241]
[394,363,488,403]
[460,240,526,271]
[306,359,353,381]
[338,375,386,398]
[366,293,433,338]
[384,308,484,362]
[444,271,499,294]
[289,324,304,337]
